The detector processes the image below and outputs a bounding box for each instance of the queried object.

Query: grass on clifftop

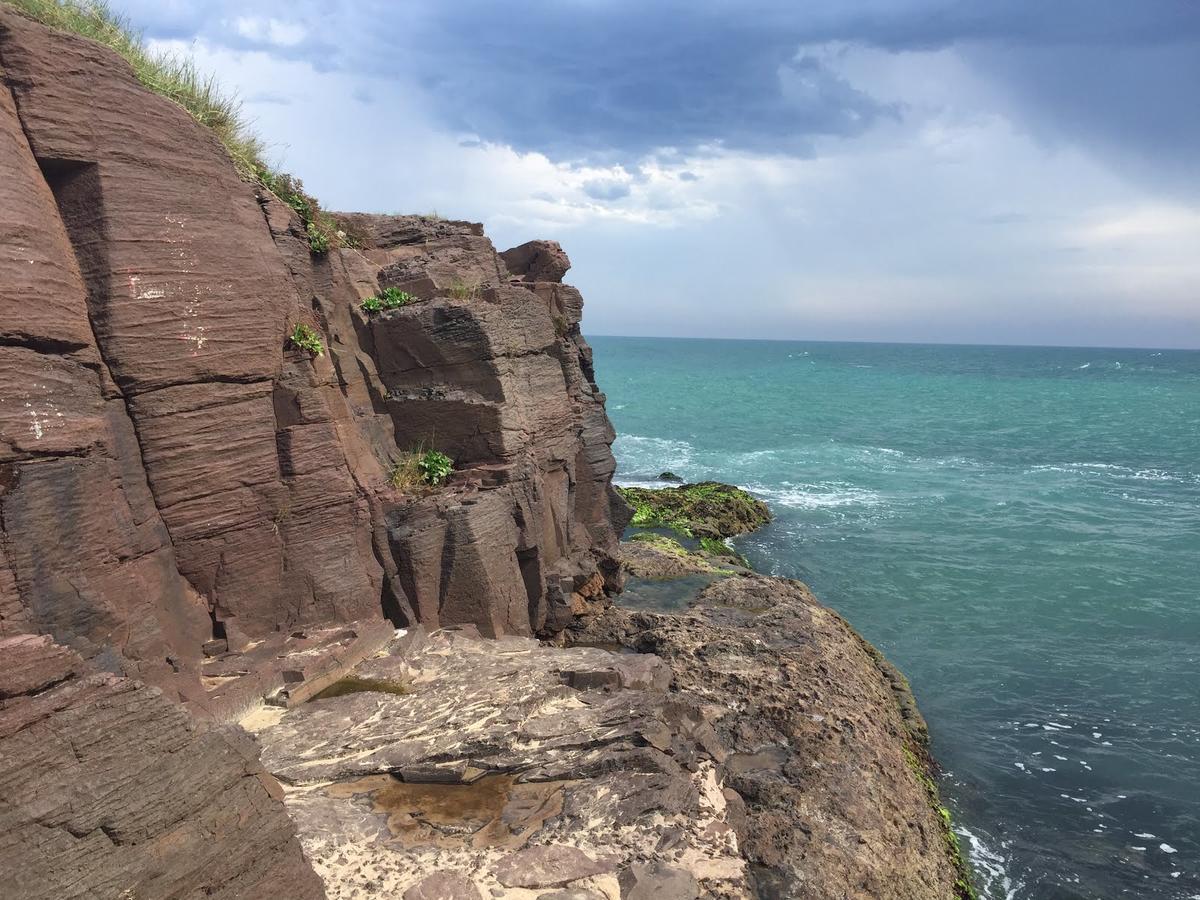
[4,0,349,253]
[618,482,771,541]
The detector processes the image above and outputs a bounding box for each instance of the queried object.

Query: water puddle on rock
[326,774,564,850]
[619,574,718,612]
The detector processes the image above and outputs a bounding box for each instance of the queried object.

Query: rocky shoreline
[0,6,971,898]
[228,483,975,899]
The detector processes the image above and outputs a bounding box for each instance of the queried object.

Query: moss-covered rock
[622,533,733,579]
[617,481,771,541]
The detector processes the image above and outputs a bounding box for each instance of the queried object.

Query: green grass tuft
[388,447,454,492]
[447,278,480,301]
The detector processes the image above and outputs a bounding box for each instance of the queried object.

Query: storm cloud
[125,0,1200,347]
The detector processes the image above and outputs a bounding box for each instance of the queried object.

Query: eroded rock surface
[0,634,325,900]
[251,577,963,900]
[253,627,746,898]
[573,575,962,899]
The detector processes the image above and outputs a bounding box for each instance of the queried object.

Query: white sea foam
[749,482,884,510]
[957,825,1020,900]
[613,434,695,476]
[1027,462,1197,485]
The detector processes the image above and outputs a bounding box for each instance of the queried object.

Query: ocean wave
[1026,462,1198,484]
[748,481,885,510]
[612,434,695,476]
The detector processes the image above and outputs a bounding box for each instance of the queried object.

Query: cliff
[0,6,625,711]
[0,6,969,900]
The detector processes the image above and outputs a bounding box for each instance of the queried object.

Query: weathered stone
[402,871,482,900]
[0,634,325,900]
[618,862,700,900]
[492,845,611,888]
[500,239,572,283]
[572,575,965,899]
[0,7,625,713]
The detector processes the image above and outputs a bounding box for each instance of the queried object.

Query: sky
[125,0,1200,348]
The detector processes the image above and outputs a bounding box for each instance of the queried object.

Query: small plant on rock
[447,278,480,301]
[388,447,454,491]
[381,287,414,306]
[305,220,330,254]
[360,287,416,314]
[288,323,324,356]
[417,449,454,486]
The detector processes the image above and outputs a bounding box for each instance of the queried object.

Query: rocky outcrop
[0,10,967,900]
[0,633,325,899]
[251,626,750,898]
[571,576,966,899]
[0,7,626,710]
[243,576,965,900]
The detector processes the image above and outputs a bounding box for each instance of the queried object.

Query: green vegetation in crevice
[389,447,454,492]
[5,0,355,254]
[903,746,979,900]
[447,278,481,301]
[361,287,417,314]
[288,323,324,356]
[256,167,355,254]
[618,482,771,541]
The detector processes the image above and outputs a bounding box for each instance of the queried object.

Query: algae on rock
[617,481,771,541]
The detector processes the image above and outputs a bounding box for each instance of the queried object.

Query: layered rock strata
[0,9,966,900]
[0,633,325,900]
[0,7,625,712]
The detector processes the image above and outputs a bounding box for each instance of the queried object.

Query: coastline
[0,7,977,897]
[589,482,978,898]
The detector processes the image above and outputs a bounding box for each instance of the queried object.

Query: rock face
[0,11,966,900]
[0,633,325,899]
[0,7,626,708]
[573,575,963,899]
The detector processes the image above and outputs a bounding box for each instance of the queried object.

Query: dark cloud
[582,179,632,201]
[128,0,1200,183]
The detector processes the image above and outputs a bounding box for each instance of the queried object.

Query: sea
[588,336,1200,900]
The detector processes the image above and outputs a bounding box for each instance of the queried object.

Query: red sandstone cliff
[0,8,626,709]
[0,10,970,900]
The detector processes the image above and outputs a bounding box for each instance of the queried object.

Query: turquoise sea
[589,336,1200,900]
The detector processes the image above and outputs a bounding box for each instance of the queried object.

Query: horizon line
[585,333,1200,353]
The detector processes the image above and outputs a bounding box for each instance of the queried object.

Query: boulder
[500,239,572,283]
